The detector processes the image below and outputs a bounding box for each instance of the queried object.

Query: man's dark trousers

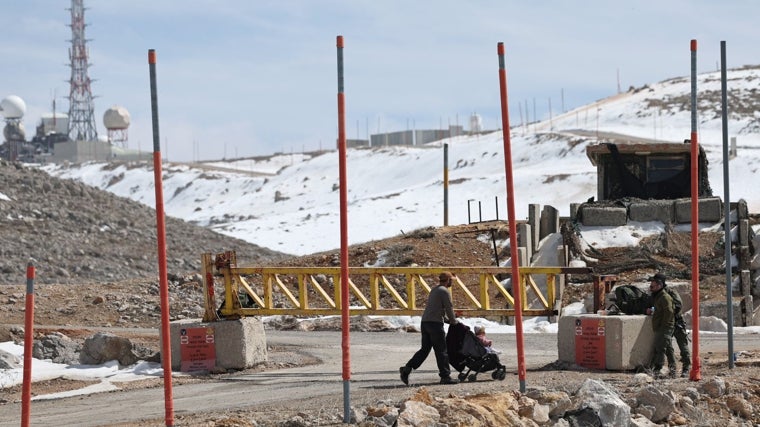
[407,321,451,378]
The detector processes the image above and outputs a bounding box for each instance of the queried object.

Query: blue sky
[2,0,759,162]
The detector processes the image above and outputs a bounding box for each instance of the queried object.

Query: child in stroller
[446,322,507,382]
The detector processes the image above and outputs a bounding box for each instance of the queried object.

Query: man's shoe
[681,366,690,378]
[399,366,411,385]
[440,376,459,385]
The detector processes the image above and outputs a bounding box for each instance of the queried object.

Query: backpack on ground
[611,285,651,315]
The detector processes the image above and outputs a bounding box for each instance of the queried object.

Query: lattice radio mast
[67,0,98,142]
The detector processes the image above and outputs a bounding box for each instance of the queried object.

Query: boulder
[32,332,80,364]
[0,349,20,369]
[79,332,138,366]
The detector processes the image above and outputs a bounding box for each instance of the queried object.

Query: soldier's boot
[651,366,663,379]
[681,364,690,378]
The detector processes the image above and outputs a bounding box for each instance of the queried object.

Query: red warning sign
[574,318,606,369]
[180,327,216,372]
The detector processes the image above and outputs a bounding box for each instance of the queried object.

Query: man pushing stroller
[399,272,460,385]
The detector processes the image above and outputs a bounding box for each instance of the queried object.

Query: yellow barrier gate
[202,251,592,321]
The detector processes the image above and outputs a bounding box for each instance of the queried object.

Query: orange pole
[336,35,351,423]
[497,42,527,392]
[21,261,35,427]
[148,49,175,425]
[689,39,701,381]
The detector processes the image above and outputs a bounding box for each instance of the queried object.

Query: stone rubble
[0,161,286,285]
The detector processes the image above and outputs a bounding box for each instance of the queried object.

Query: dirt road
[1,330,755,426]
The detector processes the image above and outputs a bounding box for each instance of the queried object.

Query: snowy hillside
[40,66,760,256]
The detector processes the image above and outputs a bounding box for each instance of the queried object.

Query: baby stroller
[446,322,507,382]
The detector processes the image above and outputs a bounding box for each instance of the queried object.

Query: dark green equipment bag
[612,285,651,315]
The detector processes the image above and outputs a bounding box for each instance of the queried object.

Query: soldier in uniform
[646,273,677,378]
[653,272,691,377]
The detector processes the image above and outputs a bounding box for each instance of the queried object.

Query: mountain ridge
[29,65,760,258]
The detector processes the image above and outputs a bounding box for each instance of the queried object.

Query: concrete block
[540,205,560,241]
[580,206,628,226]
[529,204,541,253]
[737,198,749,219]
[628,200,674,223]
[166,318,267,371]
[742,270,752,298]
[558,314,654,371]
[674,197,722,223]
[569,203,580,221]
[698,300,745,328]
[517,223,533,263]
[739,219,749,246]
[742,296,755,327]
[516,247,527,267]
[737,246,751,270]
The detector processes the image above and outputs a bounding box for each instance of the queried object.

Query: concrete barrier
[539,205,559,242]
[674,197,722,223]
[578,197,723,226]
[165,318,267,371]
[529,204,541,253]
[697,300,754,328]
[629,199,674,223]
[558,314,654,371]
[580,206,628,226]
[517,223,533,263]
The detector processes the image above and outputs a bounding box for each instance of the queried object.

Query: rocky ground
[1,160,759,426]
[0,160,287,285]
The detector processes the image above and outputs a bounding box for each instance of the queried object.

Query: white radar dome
[0,95,27,119]
[3,122,26,141]
[103,105,131,130]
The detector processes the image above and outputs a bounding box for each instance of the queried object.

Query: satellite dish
[0,95,26,119]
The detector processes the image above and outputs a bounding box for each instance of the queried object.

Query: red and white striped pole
[689,39,701,381]
[148,48,175,426]
[336,35,352,423]
[21,260,35,427]
[497,42,527,392]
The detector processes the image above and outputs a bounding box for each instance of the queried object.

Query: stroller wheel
[468,373,478,382]
[495,366,507,381]
[458,372,467,382]
[491,370,500,380]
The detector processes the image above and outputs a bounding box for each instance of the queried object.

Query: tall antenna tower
[67,0,98,142]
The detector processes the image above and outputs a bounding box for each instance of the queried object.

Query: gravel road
[1,330,755,426]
